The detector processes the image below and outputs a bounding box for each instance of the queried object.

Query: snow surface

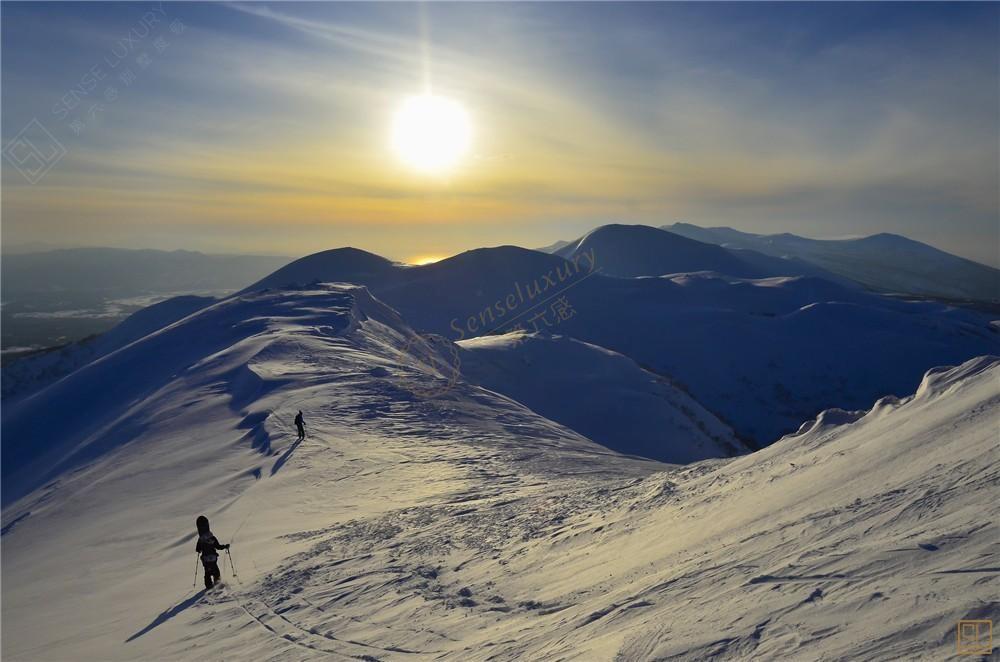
[2,280,997,659]
[385,267,997,444]
[458,331,747,462]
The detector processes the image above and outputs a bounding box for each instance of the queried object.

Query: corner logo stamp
[3,118,67,184]
[957,619,992,655]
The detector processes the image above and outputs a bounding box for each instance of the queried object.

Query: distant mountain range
[201,226,1000,444]
[1,248,291,352]
[2,247,291,296]
[662,223,999,302]
[8,225,994,355]
[553,224,856,285]
[5,225,998,446]
[538,222,999,302]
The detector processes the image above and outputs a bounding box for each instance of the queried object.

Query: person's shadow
[270,436,303,476]
[125,589,206,642]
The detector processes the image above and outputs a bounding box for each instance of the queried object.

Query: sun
[391,95,472,174]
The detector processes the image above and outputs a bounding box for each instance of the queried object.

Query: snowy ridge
[1,284,425,503]
[785,355,1000,441]
[913,355,1000,400]
[222,355,995,660]
[788,408,867,438]
[216,241,1000,445]
[2,268,996,661]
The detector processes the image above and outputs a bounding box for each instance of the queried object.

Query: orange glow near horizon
[407,254,447,265]
[3,3,997,268]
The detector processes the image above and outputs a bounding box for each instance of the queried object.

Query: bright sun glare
[392,95,472,174]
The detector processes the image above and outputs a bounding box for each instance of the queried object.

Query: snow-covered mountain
[3,277,996,658]
[554,224,848,283]
[664,222,1000,302]
[555,224,760,278]
[0,283,661,658]
[539,272,999,443]
[242,247,397,292]
[234,244,999,444]
[23,226,992,450]
[458,332,747,463]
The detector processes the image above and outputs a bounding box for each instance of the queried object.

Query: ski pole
[192,554,199,588]
[227,547,242,584]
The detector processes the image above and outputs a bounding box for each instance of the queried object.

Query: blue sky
[2,2,997,265]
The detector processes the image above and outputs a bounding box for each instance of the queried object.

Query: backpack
[197,532,219,562]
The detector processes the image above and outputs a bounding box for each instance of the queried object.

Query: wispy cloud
[2,2,997,264]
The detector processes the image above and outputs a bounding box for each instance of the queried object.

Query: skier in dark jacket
[195,515,229,589]
[294,411,306,440]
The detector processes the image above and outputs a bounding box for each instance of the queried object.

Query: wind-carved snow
[2,280,996,660]
[193,356,999,661]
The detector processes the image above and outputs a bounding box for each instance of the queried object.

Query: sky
[2,2,998,266]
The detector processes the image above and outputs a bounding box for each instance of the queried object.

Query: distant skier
[195,515,229,590]
[294,410,306,440]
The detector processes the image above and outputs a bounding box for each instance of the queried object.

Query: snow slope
[664,222,1000,302]
[362,258,999,444]
[542,272,999,443]
[458,331,747,463]
[236,242,998,444]
[1,283,663,659]
[220,355,996,661]
[1,294,216,402]
[3,280,995,660]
